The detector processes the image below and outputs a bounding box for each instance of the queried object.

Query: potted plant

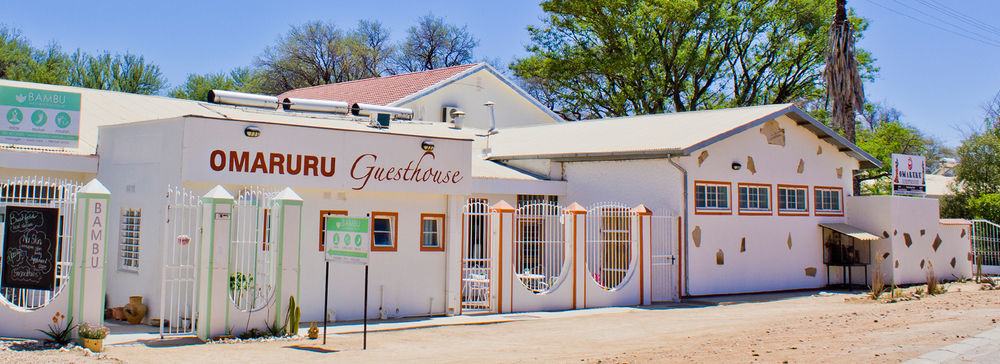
[77,322,110,352]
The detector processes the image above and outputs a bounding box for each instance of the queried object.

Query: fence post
[197,186,234,340]
[564,203,586,309]
[71,179,110,332]
[632,205,653,306]
[444,195,464,316]
[271,187,303,331]
[492,201,515,313]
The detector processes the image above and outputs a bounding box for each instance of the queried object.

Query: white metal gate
[585,203,637,291]
[650,215,678,302]
[461,201,493,313]
[159,185,202,337]
[0,177,80,309]
[971,219,1000,274]
[229,188,278,312]
[514,202,566,294]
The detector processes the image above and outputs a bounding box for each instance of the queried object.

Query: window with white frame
[694,182,730,213]
[371,212,397,251]
[777,186,809,214]
[420,214,445,251]
[119,208,141,271]
[738,184,771,213]
[814,187,843,214]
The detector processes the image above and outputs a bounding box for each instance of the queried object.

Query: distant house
[278,63,563,130]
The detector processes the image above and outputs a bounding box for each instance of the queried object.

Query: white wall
[678,115,861,296]
[401,68,560,130]
[563,160,683,216]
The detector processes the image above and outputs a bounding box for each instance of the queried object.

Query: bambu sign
[0,85,81,148]
[1,206,59,291]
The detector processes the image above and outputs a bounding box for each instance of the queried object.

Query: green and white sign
[0,86,81,148]
[324,216,370,264]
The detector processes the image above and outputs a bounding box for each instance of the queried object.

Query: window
[370,212,398,251]
[694,181,731,214]
[777,185,809,215]
[737,183,772,215]
[420,213,446,251]
[319,210,348,251]
[119,208,141,272]
[814,187,844,215]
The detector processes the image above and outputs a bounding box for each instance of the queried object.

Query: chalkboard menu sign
[2,206,59,291]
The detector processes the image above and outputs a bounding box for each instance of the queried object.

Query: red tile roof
[278,64,481,106]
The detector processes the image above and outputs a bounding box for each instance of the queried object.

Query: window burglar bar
[514,202,565,294]
[586,203,636,291]
[461,200,493,312]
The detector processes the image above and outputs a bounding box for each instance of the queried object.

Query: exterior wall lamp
[244,126,261,138]
[421,140,435,151]
[731,162,742,170]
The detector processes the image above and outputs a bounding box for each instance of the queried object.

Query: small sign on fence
[324,216,370,265]
[1,206,59,291]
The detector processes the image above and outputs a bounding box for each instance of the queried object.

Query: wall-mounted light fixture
[421,140,435,151]
[731,162,742,170]
[244,126,261,138]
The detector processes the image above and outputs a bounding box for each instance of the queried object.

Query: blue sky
[3,0,999,147]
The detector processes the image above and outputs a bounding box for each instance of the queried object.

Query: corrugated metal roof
[819,223,882,241]
[484,104,881,169]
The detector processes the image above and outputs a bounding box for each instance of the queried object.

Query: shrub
[38,312,74,345]
[77,322,109,340]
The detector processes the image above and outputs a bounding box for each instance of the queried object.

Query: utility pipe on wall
[667,156,690,297]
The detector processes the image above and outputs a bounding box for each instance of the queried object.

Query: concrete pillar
[197,185,233,340]
[70,179,110,330]
[492,201,514,313]
[271,187,303,328]
[633,205,653,306]
[565,203,587,309]
[443,195,465,316]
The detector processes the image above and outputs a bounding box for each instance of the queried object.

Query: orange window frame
[736,183,773,216]
[776,184,810,216]
[318,210,348,251]
[693,180,732,215]
[419,213,446,252]
[813,186,845,216]
[370,211,399,252]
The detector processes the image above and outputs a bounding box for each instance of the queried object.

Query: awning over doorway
[818,223,881,241]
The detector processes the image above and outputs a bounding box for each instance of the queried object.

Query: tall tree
[824,0,865,143]
[395,14,478,72]
[353,20,395,77]
[169,67,264,101]
[512,0,874,120]
[67,50,166,94]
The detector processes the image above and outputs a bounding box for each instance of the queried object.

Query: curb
[904,326,1000,363]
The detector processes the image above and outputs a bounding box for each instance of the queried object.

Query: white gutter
[667,156,690,297]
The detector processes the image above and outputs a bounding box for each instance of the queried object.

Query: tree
[941,101,1000,219]
[511,0,874,120]
[824,0,865,143]
[169,67,265,101]
[353,20,395,77]
[855,121,927,194]
[0,26,72,85]
[395,14,478,72]
[66,50,166,95]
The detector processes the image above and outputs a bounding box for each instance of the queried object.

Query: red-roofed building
[278,63,563,129]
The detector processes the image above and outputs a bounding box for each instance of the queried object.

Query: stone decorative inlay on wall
[747,156,757,174]
[698,151,709,166]
[787,233,793,250]
[796,159,805,174]
[920,229,926,236]
[961,229,966,238]
[882,231,889,238]
[740,237,746,252]
[882,252,890,260]
[760,120,786,146]
[836,167,843,179]
[805,267,817,277]
[904,233,913,247]
[932,234,942,251]
[894,229,898,236]
[950,257,957,268]
[817,146,823,155]
[968,252,974,261]
[895,260,899,268]
[920,259,926,269]
[716,249,725,265]
[693,226,702,247]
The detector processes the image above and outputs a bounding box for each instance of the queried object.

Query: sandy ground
[5,282,999,363]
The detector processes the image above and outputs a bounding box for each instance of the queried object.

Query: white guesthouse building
[0,64,975,340]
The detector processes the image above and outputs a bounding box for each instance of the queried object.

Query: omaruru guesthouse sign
[181,119,471,194]
[0,85,81,148]
[891,153,926,197]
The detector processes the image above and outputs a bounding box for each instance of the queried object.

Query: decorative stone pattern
[950,257,957,268]
[895,260,899,268]
[836,167,843,179]
[904,233,913,247]
[693,226,702,248]
[920,229,926,236]
[804,267,817,277]
[698,151,709,166]
[740,237,746,252]
[716,249,724,265]
[932,234,942,251]
[787,233,793,250]
[760,120,785,146]
[920,259,926,269]
[796,159,804,174]
[816,146,823,155]
[882,252,890,260]
[882,231,889,238]
[746,156,757,174]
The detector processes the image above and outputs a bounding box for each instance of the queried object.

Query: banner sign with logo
[324,216,370,265]
[892,153,926,197]
[1,206,59,291]
[0,85,81,148]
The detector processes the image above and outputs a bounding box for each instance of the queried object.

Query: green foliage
[955,128,1000,197]
[854,121,928,194]
[940,190,972,219]
[265,319,286,337]
[38,312,74,345]
[511,0,876,120]
[170,67,264,101]
[228,272,255,292]
[966,193,1000,222]
[286,295,301,335]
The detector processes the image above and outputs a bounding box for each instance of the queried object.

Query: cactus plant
[307,321,319,339]
[286,296,301,335]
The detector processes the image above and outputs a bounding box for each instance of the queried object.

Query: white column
[493,201,514,313]
[565,203,587,309]
[272,187,303,327]
[443,194,464,316]
[72,179,111,332]
[197,185,233,340]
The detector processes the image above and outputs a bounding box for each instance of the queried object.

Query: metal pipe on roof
[350,103,414,120]
[282,97,350,114]
[207,90,280,109]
